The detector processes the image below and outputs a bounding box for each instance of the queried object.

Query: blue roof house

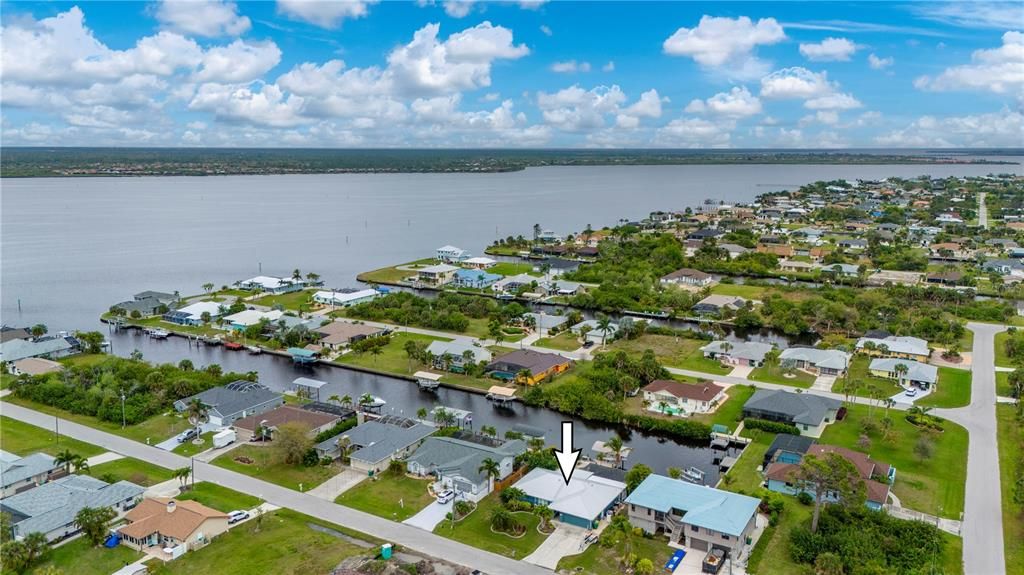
[453,268,502,289]
[626,474,761,556]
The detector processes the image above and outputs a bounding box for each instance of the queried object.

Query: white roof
[224,309,284,326]
[420,264,459,274]
[780,347,850,370]
[414,371,443,382]
[464,257,496,265]
[856,336,929,357]
[514,468,625,522]
[241,276,291,289]
[176,301,223,318]
[313,289,378,304]
[437,245,465,253]
[868,358,938,384]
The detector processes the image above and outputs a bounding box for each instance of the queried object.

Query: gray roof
[113,297,163,314]
[744,389,842,426]
[701,340,773,363]
[780,347,850,371]
[869,358,938,384]
[0,452,59,488]
[523,313,568,332]
[425,340,492,364]
[173,383,282,419]
[0,337,75,363]
[1,475,143,536]
[342,420,435,465]
[406,437,526,484]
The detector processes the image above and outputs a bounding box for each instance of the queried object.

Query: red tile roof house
[641,379,726,417]
[764,444,895,510]
[233,405,340,441]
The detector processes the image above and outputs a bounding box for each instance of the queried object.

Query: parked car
[176,428,198,443]
[582,340,595,349]
[905,388,918,397]
[436,490,455,504]
[228,510,250,524]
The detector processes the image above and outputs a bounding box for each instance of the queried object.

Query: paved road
[978,192,989,229]
[0,401,552,575]
[933,322,1006,575]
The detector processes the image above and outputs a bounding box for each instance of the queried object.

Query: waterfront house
[817,263,860,278]
[778,260,816,273]
[926,271,965,286]
[570,319,619,344]
[756,244,795,258]
[865,270,924,287]
[837,239,868,250]
[223,309,284,331]
[237,275,308,294]
[660,268,714,287]
[162,301,223,326]
[492,273,536,294]
[982,259,1024,279]
[687,229,726,241]
[0,450,63,498]
[765,444,894,510]
[537,229,562,243]
[425,340,492,372]
[312,289,379,307]
[0,475,143,542]
[173,381,284,427]
[112,296,167,318]
[761,434,815,469]
[463,256,497,269]
[118,498,229,557]
[417,264,459,286]
[233,405,339,441]
[313,321,387,350]
[328,417,435,474]
[8,357,64,376]
[742,389,842,437]
[406,436,527,501]
[436,245,470,263]
[779,347,850,376]
[855,335,930,362]
[626,474,760,556]
[513,468,626,528]
[869,358,938,389]
[522,312,568,336]
[539,280,582,296]
[692,295,749,315]
[0,335,79,365]
[700,340,773,367]
[486,349,572,385]
[719,243,751,258]
[0,327,31,344]
[641,380,725,416]
[453,268,502,289]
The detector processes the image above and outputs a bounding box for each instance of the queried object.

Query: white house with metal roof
[701,340,774,367]
[0,451,62,498]
[779,347,851,376]
[312,289,379,307]
[406,436,526,501]
[436,245,470,263]
[512,468,626,529]
[855,336,930,362]
[425,340,492,372]
[869,358,939,389]
[0,475,144,542]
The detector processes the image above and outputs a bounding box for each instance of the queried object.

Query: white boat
[681,466,706,484]
[147,329,170,339]
[246,345,262,355]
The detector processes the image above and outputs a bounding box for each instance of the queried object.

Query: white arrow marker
[554,421,581,485]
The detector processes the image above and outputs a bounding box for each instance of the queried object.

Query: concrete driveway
[890,386,933,405]
[403,499,451,531]
[307,468,368,501]
[154,436,182,451]
[523,523,589,569]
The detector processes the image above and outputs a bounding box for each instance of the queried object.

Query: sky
[1,1,1022,149]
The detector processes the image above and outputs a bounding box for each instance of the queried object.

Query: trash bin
[381,543,393,560]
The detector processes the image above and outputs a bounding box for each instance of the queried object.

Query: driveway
[307,468,367,501]
[890,386,933,405]
[154,436,181,451]
[810,375,835,392]
[523,523,589,569]
[403,499,451,531]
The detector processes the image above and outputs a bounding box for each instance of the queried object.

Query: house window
[722,534,730,540]
[691,525,698,532]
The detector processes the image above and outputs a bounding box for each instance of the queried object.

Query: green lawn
[0,415,105,457]
[337,331,451,375]
[434,492,548,559]
[819,404,968,518]
[997,405,1023,575]
[177,482,263,512]
[748,365,816,388]
[88,457,174,487]
[488,262,538,277]
[743,496,812,575]
[917,367,972,408]
[610,334,731,375]
[251,289,315,311]
[722,430,772,493]
[3,397,190,444]
[836,355,904,398]
[149,509,370,575]
[335,469,434,521]
[557,529,674,575]
[996,371,1014,397]
[357,258,435,284]
[439,371,503,392]
[212,445,342,491]
[59,353,109,368]
[994,331,1014,367]
[535,331,582,351]
[173,431,215,457]
[710,283,771,299]
[693,384,757,431]
[33,536,142,575]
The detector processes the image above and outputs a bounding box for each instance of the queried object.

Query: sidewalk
[306,468,366,501]
[86,451,124,467]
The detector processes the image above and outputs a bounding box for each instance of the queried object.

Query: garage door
[689,538,709,552]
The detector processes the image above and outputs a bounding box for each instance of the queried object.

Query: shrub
[797,492,814,505]
[744,418,800,435]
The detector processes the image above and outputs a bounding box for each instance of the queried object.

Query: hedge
[743,418,800,435]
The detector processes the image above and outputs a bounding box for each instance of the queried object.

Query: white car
[227,510,250,524]
[436,490,455,504]
[905,388,918,397]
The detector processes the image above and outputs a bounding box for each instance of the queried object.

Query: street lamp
[120,389,127,429]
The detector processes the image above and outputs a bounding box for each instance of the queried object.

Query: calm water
[2,161,1020,475]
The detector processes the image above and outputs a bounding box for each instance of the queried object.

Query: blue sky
[1,1,1021,148]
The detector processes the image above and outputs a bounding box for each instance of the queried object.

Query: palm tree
[404,339,420,372]
[605,435,625,469]
[73,458,90,474]
[500,486,526,505]
[894,362,910,389]
[174,467,191,488]
[416,407,428,421]
[54,449,81,475]
[370,346,383,366]
[658,401,670,415]
[341,394,353,408]
[667,467,682,480]
[515,368,533,385]
[535,505,554,531]
[21,532,48,566]
[480,425,497,437]
[186,398,209,434]
[359,393,374,410]
[527,437,545,452]
[202,282,214,294]
[461,350,475,371]
[478,457,501,492]
[596,314,613,346]
[292,269,302,281]
[328,394,342,407]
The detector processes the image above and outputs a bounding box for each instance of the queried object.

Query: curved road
[0,401,551,575]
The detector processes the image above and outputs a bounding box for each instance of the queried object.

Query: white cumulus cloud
[798,37,858,61]
[155,0,251,37]
[684,86,762,118]
[276,0,377,28]
[551,60,591,73]
[914,31,1024,94]
[663,16,786,80]
[868,53,894,70]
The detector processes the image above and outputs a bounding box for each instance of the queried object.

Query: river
[3,160,1021,477]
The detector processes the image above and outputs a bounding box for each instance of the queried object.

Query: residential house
[865,270,924,287]
[761,434,815,468]
[700,340,773,367]
[233,405,339,441]
[779,260,816,273]
[9,357,64,376]
[818,263,860,278]
[173,381,284,427]
[312,289,379,307]
[660,268,714,287]
[118,498,229,556]
[436,245,471,263]
[641,380,726,416]
[982,259,1024,279]
[0,335,79,365]
[537,229,562,243]
[0,475,143,542]
[692,295,748,315]
[425,340,492,372]
[0,327,31,344]
[765,444,895,510]
[406,436,527,501]
[626,475,760,556]
[313,321,387,350]
[855,335,930,362]
[926,271,965,286]
[237,276,308,294]
[453,269,502,289]
[687,229,726,241]
[570,320,619,344]
[417,264,459,286]
[222,309,284,331]
[0,451,63,498]
[779,347,850,376]
[132,291,179,306]
[522,312,569,336]
[928,242,974,260]
[719,243,751,258]
[513,468,626,528]
[112,297,167,318]
[742,389,842,437]
[486,349,572,385]
[162,301,223,326]
[869,358,938,389]
[756,244,796,258]
[492,273,536,294]
[326,417,434,474]
[936,213,964,226]
[539,280,582,296]
[463,256,497,269]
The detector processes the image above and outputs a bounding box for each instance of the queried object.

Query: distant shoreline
[1,148,1018,178]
